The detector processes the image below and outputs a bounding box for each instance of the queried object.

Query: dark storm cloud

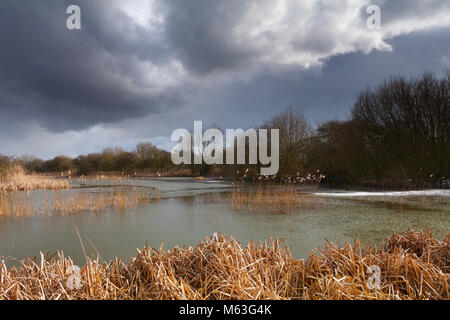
[160,0,257,75]
[0,0,181,132]
[0,0,449,149]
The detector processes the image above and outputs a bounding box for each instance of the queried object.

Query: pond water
[0,178,449,265]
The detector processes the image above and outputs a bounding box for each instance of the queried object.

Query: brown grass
[384,229,449,273]
[0,230,448,300]
[0,188,155,218]
[225,186,320,213]
[0,164,70,192]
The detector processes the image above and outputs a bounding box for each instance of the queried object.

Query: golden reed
[0,230,448,300]
[0,164,69,192]
[221,185,321,213]
[0,188,155,218]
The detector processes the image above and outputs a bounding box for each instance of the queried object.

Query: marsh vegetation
[0,158,69,192]
[0,230,448,300]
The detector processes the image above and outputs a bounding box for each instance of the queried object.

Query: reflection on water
[0,178,448,265]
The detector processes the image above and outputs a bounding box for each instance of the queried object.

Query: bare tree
[261,107,311,175]
[352,71,449,184]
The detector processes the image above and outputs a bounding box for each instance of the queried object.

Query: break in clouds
[0,0,449,158]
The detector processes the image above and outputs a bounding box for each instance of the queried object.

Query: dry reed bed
[0,188,155,217]
[52,189,155,214]
[384,229,449,273]
[0,176,70,192]
[0,230,448,300]
[227,186,320,213]
[0,165,70,192]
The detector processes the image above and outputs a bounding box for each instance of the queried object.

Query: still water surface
[0,178,449,265]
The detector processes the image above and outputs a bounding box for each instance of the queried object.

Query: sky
[0,0,449,159]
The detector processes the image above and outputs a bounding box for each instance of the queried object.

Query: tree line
[6,71,449,188]
[18,145,174,176]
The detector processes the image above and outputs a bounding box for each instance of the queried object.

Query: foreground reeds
[0,230,448,300]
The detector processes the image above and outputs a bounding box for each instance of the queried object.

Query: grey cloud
[160,0,257,75]
[191,28,450,129]
[369,0,450,23]
[0,0,182,133]
[161,0,450,76]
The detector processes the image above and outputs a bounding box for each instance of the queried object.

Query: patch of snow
[315,190,450,197]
